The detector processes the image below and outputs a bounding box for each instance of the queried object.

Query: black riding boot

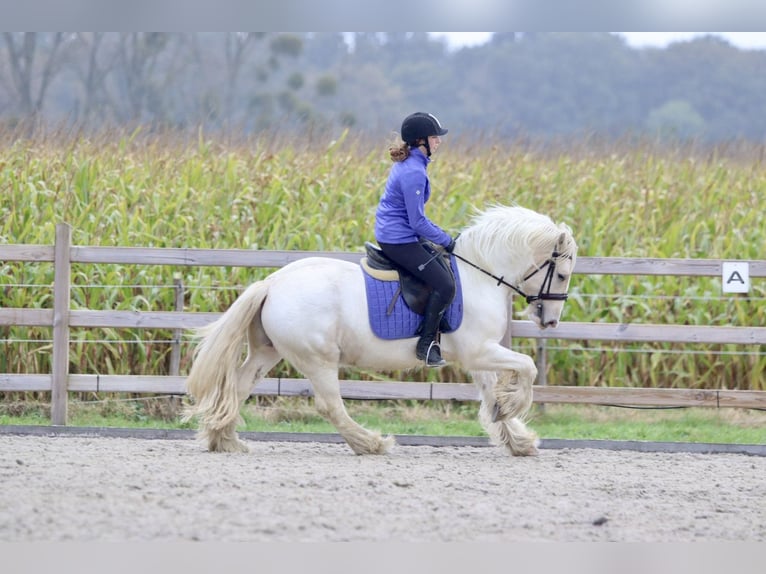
[415,293,448,367]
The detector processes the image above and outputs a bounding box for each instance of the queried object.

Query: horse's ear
[556,231,566,251]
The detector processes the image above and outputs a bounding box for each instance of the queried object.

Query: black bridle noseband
[452,251,569,305]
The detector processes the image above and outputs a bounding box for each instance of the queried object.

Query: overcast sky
[431,32,766,50]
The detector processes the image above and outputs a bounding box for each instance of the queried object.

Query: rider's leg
[378,241,456,367]
[415,290,448,366]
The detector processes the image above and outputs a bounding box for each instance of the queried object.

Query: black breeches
[377,241,456,308]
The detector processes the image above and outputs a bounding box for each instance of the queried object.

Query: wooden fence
[1,223,765,425]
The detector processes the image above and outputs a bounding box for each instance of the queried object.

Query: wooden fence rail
[2,223,765,424]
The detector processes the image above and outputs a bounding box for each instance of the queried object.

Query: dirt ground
[1,434,764,542]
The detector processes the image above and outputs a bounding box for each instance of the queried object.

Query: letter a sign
[722,262,750,294]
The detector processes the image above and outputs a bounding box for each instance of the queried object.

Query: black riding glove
[445,235,458,253]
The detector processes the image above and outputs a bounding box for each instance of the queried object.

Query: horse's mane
[460,204,576,278]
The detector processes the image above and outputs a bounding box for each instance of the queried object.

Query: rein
[452,251,568,304]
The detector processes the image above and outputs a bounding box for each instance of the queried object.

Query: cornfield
[1,128,764,390]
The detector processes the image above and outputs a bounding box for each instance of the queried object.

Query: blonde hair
[389,140,410,162]
[388,131,428,162]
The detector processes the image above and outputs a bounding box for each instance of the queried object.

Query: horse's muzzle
[531,303,559,329]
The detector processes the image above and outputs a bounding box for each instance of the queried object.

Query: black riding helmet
[401,112,448,157]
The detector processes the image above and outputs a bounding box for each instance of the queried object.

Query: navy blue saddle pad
[362,255,463,340]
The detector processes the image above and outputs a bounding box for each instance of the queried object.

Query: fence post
[51,223,72,425]
[535,338,548,412]
[169,275,184,376]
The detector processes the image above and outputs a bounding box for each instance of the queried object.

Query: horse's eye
[557,274,567,282]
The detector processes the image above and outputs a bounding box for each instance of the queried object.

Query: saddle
[361,241,452,318]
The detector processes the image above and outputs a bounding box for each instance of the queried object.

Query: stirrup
[422,340,446,368]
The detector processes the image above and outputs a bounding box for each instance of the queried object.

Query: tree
[1,32,67,122]
[646,99,706,140]
[113,33,170,123]
[222,33,264,126]
[66,33,114,126]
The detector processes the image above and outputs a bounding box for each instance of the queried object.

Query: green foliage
[0,132,764,391]
[270,34,303,58]
[315,74,338,97]
[286,72,304,91]
[2,398,763,444]
[528,404,766,444]
[646,99,706,139]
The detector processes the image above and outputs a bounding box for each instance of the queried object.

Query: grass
[529,403,766,444]
[1,396,764,445]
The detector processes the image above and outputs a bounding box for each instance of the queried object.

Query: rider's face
[428,135,442,153]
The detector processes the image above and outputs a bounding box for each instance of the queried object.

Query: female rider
[374,112,457,367]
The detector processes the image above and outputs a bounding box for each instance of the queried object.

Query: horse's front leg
[467,344,540,456]
[470,370,539,456]
[466,342,537,420]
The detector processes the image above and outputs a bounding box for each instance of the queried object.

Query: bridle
[452,250,570,305]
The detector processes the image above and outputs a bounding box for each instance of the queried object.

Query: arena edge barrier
[1,223,765,424]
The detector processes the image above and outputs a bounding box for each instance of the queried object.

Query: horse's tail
[183,279,271,432]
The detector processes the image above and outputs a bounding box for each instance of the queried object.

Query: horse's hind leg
[202,326,281,453]
[306,366,395,455]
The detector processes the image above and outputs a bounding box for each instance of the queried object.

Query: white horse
[183,205,577,456]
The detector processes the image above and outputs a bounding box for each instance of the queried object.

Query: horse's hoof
[517,445,539,457]
[216,442,250,454]
[379,434,396,454]
[205,435,250,453]
[232,440,250,453]
[508,438,540,457]
[349,433,396,455]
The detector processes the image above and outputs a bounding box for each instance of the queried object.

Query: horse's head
[458,205,577,329]
[520,227,577,329]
